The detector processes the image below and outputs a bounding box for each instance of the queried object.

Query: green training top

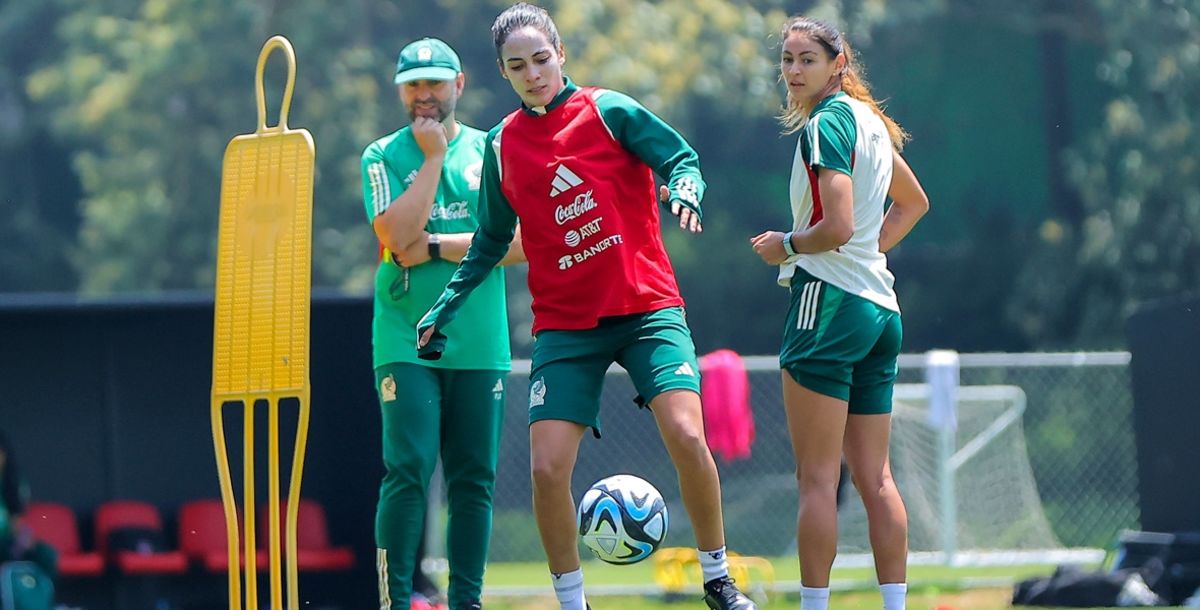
[361,123,511,370]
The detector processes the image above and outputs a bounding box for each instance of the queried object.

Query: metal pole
[926,350,960,566]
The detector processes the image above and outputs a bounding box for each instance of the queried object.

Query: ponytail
[839,40,909,149]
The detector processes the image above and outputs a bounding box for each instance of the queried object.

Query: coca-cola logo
[555,190,597,225]
[430,201,470,221]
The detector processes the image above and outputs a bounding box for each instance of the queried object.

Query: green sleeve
[361,142,402,223]
[593,90,705,219]
[802,103,856,177]
[416,127,517,359]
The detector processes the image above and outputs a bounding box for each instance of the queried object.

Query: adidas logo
[674,363,696,377]
[549,164,583,197]
[492,379,504,393]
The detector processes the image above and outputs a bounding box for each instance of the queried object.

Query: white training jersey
[777,92,899,312]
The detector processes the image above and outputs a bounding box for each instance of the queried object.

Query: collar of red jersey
[521,76,577,117]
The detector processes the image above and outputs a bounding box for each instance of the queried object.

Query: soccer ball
[577,474,668,565]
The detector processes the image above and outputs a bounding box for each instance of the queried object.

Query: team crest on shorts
[529,377,546,408]
[380,374,397,402]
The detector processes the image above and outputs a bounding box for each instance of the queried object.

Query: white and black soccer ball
[577,474,668,565]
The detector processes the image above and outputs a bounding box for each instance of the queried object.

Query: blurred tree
[1009,0,1200,347]
[0,0,80,292]
[24,0,513,295]
[15,0,1194,354]
[551,0,786,125]
[27,0,265,293]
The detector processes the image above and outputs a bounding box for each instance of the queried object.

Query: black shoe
[703,576,757,610]
[455,603,482,610]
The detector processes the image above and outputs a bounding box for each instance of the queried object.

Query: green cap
[394,38,461,84]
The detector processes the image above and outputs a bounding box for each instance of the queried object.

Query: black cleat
[455,604,481,610]
[703,576,758,610]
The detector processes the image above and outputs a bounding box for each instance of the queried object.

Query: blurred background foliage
[0,0,1196,355]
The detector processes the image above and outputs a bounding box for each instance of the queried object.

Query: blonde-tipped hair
[778,17,909,150]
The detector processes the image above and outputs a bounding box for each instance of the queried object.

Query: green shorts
[528,307,700,436]
[780,268,902,414]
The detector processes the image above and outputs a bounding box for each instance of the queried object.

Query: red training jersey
[497,87,683,333]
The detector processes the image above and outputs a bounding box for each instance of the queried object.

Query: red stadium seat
[178,499,263,573]
[94,500,188,575]
[257,499,354,571]
[22,501,105,577]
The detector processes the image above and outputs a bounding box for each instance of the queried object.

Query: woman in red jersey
[417,4,756,610]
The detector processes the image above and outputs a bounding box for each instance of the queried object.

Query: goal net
[836,384,1062,557]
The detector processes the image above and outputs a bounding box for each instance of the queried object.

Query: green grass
[482,557,1059,588]
[478,584,1168,610]
[478,588,1015,610]
[468,559,1169,610]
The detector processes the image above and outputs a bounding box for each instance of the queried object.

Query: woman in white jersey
[750,16,930,610]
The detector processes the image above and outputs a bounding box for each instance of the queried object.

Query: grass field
[479,588,1013,609]
[466,558,1157,609]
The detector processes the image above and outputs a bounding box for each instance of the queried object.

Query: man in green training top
[361,37,525,610]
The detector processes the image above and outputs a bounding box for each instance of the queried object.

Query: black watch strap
[427,233,442,260]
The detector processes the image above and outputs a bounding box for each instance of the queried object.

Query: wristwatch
[782,231,798,257]
[427,233,442,260]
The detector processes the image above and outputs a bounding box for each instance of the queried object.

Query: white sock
[551,568,587,610]
[698,546,729,583]
[880,582,907,610]
[800,585,830,610]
